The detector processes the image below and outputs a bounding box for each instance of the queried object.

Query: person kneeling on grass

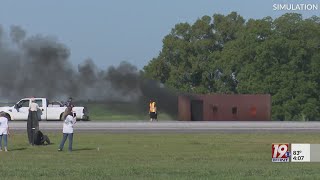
[34,130,51,145]
[58,108,76,152]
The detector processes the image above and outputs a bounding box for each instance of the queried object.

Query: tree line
[143,12,320,121]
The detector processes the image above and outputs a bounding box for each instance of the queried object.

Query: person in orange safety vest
[149,100,157,121]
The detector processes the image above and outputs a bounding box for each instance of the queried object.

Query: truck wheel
[82,115,90,121]
[5,113,11,121]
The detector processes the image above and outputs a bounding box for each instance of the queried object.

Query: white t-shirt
[63,115,76,133]
[0,116,8,135]
[29,102,39,111]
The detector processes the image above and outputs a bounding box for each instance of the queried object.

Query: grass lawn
[85,103,174,121]
[1,133,319,179]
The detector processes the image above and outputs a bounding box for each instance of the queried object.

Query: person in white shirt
[0,112,10,152]
[28,98,40,145]
[58,108,76,152]
[29,100,39,111]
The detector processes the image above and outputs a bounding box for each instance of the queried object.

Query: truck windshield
[18,100,30,107]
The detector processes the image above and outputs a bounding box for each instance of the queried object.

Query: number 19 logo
[272,144,290,162]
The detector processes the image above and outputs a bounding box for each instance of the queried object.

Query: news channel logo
[272,143,290,162]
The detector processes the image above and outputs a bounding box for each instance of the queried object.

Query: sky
[0,0,319,70]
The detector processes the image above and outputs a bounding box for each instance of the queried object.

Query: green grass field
[1,133,320,179]
[84,103,174,121]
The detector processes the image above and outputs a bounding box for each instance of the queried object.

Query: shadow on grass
[72,148,96,151]
[31,143,55,146]
[9,147,27,151]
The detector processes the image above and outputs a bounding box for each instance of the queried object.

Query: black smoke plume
[0,25,177,117]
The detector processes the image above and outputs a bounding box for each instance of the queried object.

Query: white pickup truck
[0,98,89,121]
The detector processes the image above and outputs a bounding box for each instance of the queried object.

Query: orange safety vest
[149,102,156,112]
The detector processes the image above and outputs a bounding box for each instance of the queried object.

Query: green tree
[144,12,320,121]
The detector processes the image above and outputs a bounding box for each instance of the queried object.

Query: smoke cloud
[0,25,177,117]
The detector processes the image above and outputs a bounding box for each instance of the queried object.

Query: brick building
[178,94,271,121]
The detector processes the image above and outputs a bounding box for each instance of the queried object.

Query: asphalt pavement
[8,121,320,133]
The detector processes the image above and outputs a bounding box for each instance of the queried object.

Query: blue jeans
[59,133,73,151]
[0,134,8,149]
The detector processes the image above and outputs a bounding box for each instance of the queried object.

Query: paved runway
[8,121,320,133]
